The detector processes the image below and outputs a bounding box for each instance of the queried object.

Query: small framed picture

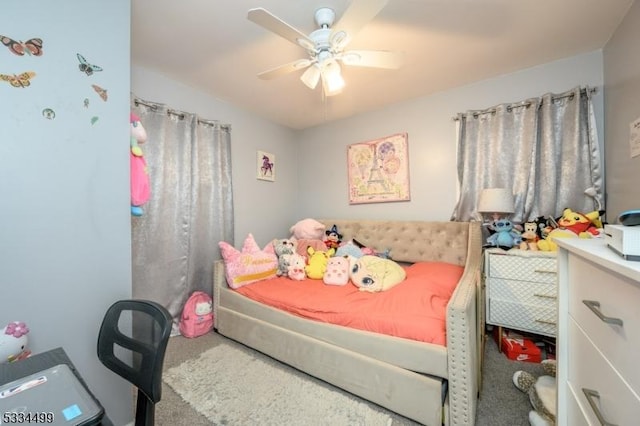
[257,150,275,181]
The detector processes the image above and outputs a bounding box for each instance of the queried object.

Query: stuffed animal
[0,321,31,363]
[130,112,151,216]
[324,224,343,250]
[304,247,335,279]
[513,359,557,426]
[349,255,406,292]
[294,239,327,258]
[289,218,326,241]
[519,221,539,250]
[486,219,522,249]
[287,253,306,281]
[335,240,364,259]
[538,208,602,251]
[273,238,295,276]
[323,255,350,285]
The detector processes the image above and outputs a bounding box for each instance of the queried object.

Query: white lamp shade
[477,188,514,214]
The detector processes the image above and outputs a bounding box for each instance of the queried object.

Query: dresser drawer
[568,255,640,395]
[488,277,556,304]
[488,298,556,336]
[567,318,640,425]
[488,254,557,283]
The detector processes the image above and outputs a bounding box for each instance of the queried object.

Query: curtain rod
[451,87,597,121]
[132,96,231,130]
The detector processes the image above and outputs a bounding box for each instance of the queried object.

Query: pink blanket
[234,261,463,346]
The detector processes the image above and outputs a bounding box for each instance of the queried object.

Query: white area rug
[163,343,394,425]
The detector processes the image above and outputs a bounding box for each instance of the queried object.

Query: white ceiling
[131,0,634,130]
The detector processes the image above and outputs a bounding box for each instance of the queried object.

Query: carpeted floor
[154,330,547,425]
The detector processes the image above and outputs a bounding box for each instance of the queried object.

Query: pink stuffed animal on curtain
[130,112,150,216]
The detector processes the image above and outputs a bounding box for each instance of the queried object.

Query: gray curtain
[450,86,603,223]
[131,100,234,334]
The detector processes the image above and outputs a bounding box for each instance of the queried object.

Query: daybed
[212,219,483,425]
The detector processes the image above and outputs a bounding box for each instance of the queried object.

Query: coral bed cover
[235,261,463,346]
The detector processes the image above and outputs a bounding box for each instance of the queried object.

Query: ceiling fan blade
[331,0,388,50]
[257,59,313,80]
[248,8,314,49]
[339,50,403,69]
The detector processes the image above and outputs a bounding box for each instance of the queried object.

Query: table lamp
[477,188,515,223]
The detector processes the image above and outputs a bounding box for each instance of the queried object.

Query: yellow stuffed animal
[304,247,335,279]
[349,255,406,292]
[537,208,602,251]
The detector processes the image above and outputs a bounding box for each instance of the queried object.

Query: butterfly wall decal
[92,84,107,101]
[77,53,103,76]
[0,35,43,56]
[0,71,36,88]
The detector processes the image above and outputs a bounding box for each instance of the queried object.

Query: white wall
[131,66,299,246]
[604,0,640,220]
[297,51,605,222]
[0,1,133,424]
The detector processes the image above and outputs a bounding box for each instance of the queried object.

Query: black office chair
[97,299,173,426]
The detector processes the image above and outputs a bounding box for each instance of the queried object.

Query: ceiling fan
[247,0,403,97]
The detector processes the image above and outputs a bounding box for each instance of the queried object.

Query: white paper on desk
[630,117,640,158]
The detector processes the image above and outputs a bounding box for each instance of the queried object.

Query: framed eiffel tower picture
[347,133,410,204]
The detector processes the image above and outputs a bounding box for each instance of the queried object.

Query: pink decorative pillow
[218,234,278,289]
[323,256,350,286]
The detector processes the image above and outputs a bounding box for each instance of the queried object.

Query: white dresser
[556,238,640,425]
[484,248,558,341]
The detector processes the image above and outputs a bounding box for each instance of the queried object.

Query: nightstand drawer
[488,254,557,283]
[567,318,640,425]
[488,278,556,305]
[568,254,640,395]
[488,299,556,336]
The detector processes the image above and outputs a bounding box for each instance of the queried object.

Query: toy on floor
[130,112,151,216]
[513,359,557,426]
[0,321,31,363]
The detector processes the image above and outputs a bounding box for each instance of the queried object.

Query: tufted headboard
[318,219,477,266]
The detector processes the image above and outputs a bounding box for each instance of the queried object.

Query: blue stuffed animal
[487,219,522,249]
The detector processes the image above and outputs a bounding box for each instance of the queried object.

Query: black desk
[0,347,113,426]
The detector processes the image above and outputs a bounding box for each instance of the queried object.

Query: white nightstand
[484,248,558,350]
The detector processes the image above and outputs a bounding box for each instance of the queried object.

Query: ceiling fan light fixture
[321,61,345,96]
[300,64,321,89]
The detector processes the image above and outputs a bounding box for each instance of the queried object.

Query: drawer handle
[582,388,617,426]
[533,293,557,299]
[534,319,556,325]
[534,269,557,274]
[582,300,624,326]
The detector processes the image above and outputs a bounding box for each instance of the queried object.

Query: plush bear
[513,359,557,426]
[273,238,295,276]
[349,255,406,292]
[287,253,306,281]
[289,218,326,241]
[304,247,335,279]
